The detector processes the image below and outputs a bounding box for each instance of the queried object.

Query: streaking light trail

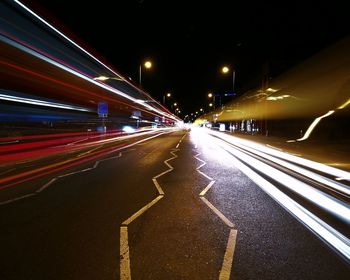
[191,127,350,262]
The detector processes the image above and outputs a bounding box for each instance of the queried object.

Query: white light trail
[208,129,350,182]
[194,128,350,261]
[0,92,90,112]
[10,1,178,122]
[296,110,335,142]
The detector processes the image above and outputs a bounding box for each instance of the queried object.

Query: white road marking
[122,195,164,225]
[36,178,57,193]
[195,151,237,280]
[164,150,178,169]
[0,168,16,176]
[120,226,131,280]
[199,180,216,196]
[219,229,237,280]
[195,153,213,180]
[197,169,213,181]
[1,152,123,204]
[200,197,234,228]
[175,132,187,149]
[153,169,173,179]
[1,132,171,206]
[0,193,36,205]
[152,178,165,195]
[119,146,180,279]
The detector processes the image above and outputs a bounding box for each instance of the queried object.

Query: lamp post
[163,92,171,105]
[139,60,152,86]
[221,65,235,94]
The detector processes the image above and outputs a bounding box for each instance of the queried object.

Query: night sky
[24,0,350,117]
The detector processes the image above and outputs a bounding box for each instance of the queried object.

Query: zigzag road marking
[119,134,185,280]
[195,151,238,280]
[0,150,126,205]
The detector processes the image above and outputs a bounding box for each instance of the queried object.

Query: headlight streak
[208,130,350,182]
[10,0,178,122]
[194,128,350,261]
[210,134,350,198]
[0,127,176,165]
[0,58,168,123]
[224,146,350,262]
[12,0,125,82]
[211,136,350,224]
[1,36,176,122]
[0,92,91,112]
[0,129,176,189]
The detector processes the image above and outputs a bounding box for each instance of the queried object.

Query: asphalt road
[0,129,349,279]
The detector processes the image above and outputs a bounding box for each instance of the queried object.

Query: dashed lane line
[175,133,187,149]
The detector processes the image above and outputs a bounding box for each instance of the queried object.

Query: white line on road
[195,151,237,280]
[0,193,36,205]
[175,133,187,148]
[152,178,165,195]
[1,152,124,205]
[153,169,173,179]
[120,226,131,280]
[219,229,237,280]
[119,147,180,279]
[197,169,213,181]
[199,180,216,196]
[36,178,57,193]
[122,195,164,225]
[200,197,235,228]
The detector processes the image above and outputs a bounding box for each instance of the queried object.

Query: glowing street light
[221,65,236,93]
[221,66,229,74]
[139,60,152,86]
[208,92,215,109]
[163,92,171,105]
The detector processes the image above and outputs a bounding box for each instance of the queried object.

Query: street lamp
[139,60,152,86]
[208,92,215,109]
[163,92,171,105]
[221,65,236,93]
[171,102,177,111]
